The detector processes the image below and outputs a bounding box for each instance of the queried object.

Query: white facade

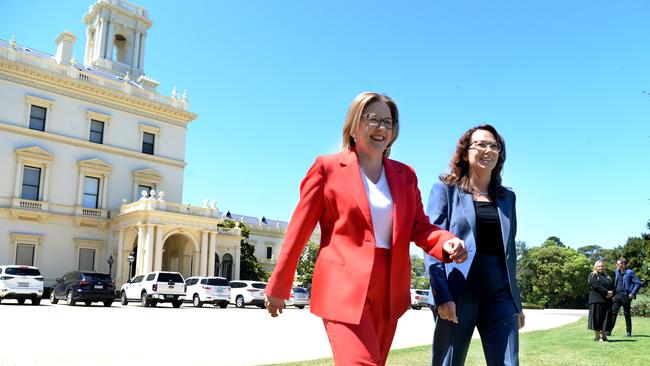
[0,0,317,288]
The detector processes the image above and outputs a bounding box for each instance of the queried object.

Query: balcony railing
[82,208,103,217]
[18,199,43,210]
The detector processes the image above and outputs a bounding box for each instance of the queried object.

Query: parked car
[0,265,44,305]
[410,289,429,310]
[229,280,266,308]
[185,276,230,308]
[50,271,115,307]
[120,271,186,308]
[285,286,310,309]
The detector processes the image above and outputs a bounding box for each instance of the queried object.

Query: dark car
[50,271,115,307]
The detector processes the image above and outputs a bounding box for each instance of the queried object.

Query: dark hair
[440,124,507,197]
[619,258,628,265]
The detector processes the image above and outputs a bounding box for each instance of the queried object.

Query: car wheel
[259,304,266,309]
[17,299,25,305]
[172,300,182,308]
[103,300,113,307]
[120,292,128,306]
[297,305,305,309]
[235,295,245,308]
[193,294,203,308]
[219,302,228,308]
[31,298,41,306]
[50,290,58,304]
[140,292,150,307]
[85,301,92,306]
[67,291,76,306]
[150,300,157,307]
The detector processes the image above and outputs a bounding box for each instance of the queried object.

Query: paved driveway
[0,300,586,366]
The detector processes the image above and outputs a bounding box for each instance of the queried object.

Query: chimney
[55,31,77,65]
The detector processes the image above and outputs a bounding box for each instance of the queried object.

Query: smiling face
[465,129,499,174]
[596,263,604,274]
[353,100,393,158]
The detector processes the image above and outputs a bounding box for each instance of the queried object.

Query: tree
[219,219,269,281]
[410,255,429,289]
[518,238,591,308]
[543,236,565,248]
[297,240,319,287]
[576,245,610,265]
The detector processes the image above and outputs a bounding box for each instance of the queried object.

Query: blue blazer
[423,182,522,313]
[615,268,642,297]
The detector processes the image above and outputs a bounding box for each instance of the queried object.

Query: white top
[360,167,394,249]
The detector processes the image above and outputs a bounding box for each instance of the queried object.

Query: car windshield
[251,283,267,289]
[415,290,429,296]
[206,278,229,286]
[5,267,41,276]
[82,273,112,281]
[158,273,183,282]
[293,287,308,293]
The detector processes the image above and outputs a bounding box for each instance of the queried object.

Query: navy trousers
[431,255,519,366]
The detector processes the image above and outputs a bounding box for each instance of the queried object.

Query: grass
[266,316,650,366]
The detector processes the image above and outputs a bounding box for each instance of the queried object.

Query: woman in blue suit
[424,124,524,366]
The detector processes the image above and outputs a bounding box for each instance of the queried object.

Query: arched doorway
[222,253,233,281]
[214,254,220,277]
[162,233,195,279]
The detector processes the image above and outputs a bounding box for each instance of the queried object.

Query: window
[146,273,156,281]
[21,166,41,201]
[138,184,152,198]
[78,248,95,271]
[29,105,46,131]
[266,246,273,260]
[15,244,35,266]
[142,132,155,155]
[82,176,100,209]
[89,120,104,144]
[132,275,144,284]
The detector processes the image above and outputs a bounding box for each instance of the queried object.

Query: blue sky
[2,1,649,251]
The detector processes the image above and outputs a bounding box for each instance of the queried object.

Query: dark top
[474,201,505,258]
[588,273,613,304]
[615,269,625,293]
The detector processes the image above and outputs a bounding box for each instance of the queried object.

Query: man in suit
[609,257,642,337]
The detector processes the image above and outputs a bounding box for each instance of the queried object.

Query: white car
[120,271,186,308]
[410,289,429,310]
[229,280,266,308]
[185,276,230,308]
[285,286,310,309]
[0,265,44,305]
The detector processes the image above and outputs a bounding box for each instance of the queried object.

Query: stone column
[76,172,84,206]
[200,231,208,276]
[138,33,146,69]
[13,159,22,197]
[42,165,50,202]
[84,28,91,63]
[132,30,141,73]
[95,18,105,59]
[143,224,154,273]
[192,251,200,276]
[101,174,109,210]
[234,243,241,280]
[208,232,217,276]
[116,229,125,281]
[135,223,145,274]
[153,225,164,271]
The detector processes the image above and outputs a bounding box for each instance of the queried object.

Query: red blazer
[266,149,455,324]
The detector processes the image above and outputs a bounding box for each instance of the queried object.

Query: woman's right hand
[607,290,613,299]
[265,294,285,317]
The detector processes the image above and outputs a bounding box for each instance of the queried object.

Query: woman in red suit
[265,92,466,365]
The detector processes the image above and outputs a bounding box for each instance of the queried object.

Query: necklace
[474,190,489,196]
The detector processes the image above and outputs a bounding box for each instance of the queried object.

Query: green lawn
[266,317,650,366]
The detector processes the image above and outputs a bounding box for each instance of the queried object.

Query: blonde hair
[341,92,399,157]
[591,260,606,276]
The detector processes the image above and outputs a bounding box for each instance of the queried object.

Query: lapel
[338,150,374,232]
[459,190,478,242]
[383,156,405,247]
[495,196,511,253]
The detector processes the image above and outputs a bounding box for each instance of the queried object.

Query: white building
[0,0,315,287]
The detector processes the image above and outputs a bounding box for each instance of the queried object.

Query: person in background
[588,260,614,341]
[608,257,642,337]
[264,92,466,365]
[424,124,524,365]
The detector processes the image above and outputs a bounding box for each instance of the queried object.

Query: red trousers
[323,248,398,365]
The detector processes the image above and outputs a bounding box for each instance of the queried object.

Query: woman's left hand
[443,237,466,263]
[518,312,526,329]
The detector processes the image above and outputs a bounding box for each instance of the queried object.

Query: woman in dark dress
[588,260,614,341]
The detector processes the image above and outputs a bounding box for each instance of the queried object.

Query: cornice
[0,60,197,127]
[82,1,153,28]
[0,122,186,168]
